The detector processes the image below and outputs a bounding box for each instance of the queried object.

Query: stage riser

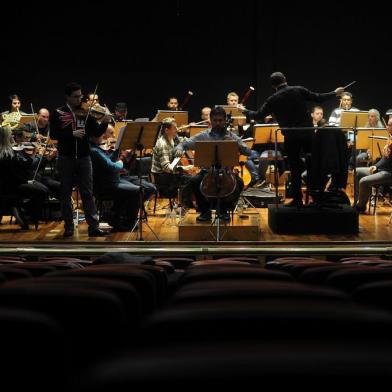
[268,204,359,234]
[178,212,260,241]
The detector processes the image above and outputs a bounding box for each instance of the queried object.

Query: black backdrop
[1,0,390,122]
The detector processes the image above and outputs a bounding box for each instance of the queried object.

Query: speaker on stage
[268,204,359,234]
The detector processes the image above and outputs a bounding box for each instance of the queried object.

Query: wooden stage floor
[1,200,392,247]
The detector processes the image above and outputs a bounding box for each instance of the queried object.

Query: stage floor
[1,202,392,246]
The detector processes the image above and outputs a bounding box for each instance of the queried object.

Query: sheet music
[169,157,181,171]
[115,126,126,150]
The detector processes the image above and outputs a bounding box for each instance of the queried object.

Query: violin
[12,142,38,155]
[74,102,115,121]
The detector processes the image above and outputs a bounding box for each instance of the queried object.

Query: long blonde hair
[0,126,15,160]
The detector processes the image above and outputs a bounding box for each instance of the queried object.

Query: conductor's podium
[178,210,260,241]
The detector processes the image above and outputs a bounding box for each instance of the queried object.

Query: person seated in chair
[151,117,193,209]
[0,125,48,229]
[175,106,251,222]
[89,132,140,231]
[355,118,392,213]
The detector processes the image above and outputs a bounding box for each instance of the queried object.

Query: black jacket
[0,152,32,192]
[245,85,336,134]
[50,105,107,158]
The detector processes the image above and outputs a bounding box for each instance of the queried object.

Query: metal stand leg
[129,179,160,241]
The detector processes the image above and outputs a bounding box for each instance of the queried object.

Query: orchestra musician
[24,108,51,141]
[239,71,344,206]
[50,82,111,238]
[12,126,60,200]
[114,102,128,122]
[151,117,193,209]
[311,106,326,127]
[167,97,179,110]
[355,118,392,213]
[151,96,180,122]
[175,106,251,221]
[0,125,48,229]
[1,94,28,116]
[89,132,140,232]
[226,91,262,187]
[201,106,211,125]
[328,91,359,126]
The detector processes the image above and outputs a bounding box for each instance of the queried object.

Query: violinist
[89,132,140,232]
[15,123,60,200]
[24,108,50,141]
[0,125,48,229]
[355,118,392,213]
[175,106,251,221]
[151,117,193,209]
[50,82,111,238]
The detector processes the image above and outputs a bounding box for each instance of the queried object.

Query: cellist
[175,106,251,222]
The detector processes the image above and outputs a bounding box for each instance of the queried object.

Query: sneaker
[88,228,111,237]
[196,211,212,222]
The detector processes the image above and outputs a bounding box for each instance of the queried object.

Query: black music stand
[116,121,161,240]
[194,140,238,242]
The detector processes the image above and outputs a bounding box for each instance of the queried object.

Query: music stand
[253,123,284,144]
[340,111,368,204]
[116,121,161,240]
[219,105,247,126]
[113,121,127,138]
[155,110,188,127]
[194,140,239,242]
[340,111,368,129]
[254,124,285,192]
[19,114,37,125]
[367,133,388,160]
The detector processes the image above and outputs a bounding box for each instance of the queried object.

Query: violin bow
[30,103,41,139]
[85,83,99,124]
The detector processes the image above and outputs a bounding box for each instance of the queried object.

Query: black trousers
[57,155,99,230]
[284,131,313,201]
[187,170,244,213]
[17,180,49,222]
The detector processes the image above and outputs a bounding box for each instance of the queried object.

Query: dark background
[1,0,390,122]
